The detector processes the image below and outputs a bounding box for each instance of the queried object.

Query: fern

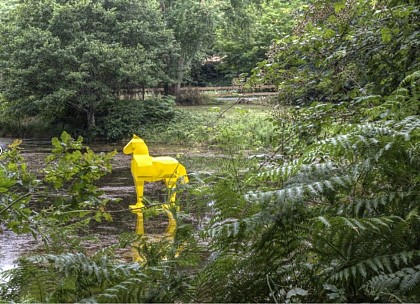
[1,252,146,303]
[314,215,398,233]
[330,251,420,283]
[27,253,141,281]
[94,275,150,303]
[207,208,278,239]
[336,192,414,217]
[258,159,302,180]
[246,175,353,203]
[364,264,420,301]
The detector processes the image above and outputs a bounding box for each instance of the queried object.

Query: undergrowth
[139,105,277,151]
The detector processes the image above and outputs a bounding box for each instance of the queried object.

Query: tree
[160,0,216,97]
[214,0,304,80]
[250,0,419,105]
[0,0,17,16]
[0,0,174,131]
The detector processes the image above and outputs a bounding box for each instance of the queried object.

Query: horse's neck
[133,154,153,167]
[134,144,149,155]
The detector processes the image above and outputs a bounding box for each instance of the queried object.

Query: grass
[140,99,277,150]
[177,98,274,114]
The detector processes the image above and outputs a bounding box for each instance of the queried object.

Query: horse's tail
[176,164,189,184]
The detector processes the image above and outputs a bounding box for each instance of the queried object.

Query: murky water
[0,137,195,275]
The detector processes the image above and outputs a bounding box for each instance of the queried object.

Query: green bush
[176,89,219,105]
[96,96,177,141]
[0,95,59,138]
[140,96,177,123]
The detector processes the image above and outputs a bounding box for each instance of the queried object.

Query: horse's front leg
[130,177,146,208]
[130,178,145,235]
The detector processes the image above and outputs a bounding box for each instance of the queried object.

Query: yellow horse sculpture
[123,134,188,236]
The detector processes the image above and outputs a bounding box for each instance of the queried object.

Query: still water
[0,137,193,275]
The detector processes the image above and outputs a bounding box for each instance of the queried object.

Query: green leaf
[380,27,392,43]
[333,1,345,13]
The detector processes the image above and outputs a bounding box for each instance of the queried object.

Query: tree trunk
[173,82,181,98]
[163,57,185,100]
[171,57,185,102]
[87,109,96,130]
[163,83,179,96]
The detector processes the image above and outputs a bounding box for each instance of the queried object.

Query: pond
[0,137,201,276]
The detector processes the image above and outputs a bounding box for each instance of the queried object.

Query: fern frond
[258,159,301,180]
[26,253,142,285]
[365,264,420,296]
[207,218,241,238]
[338,192,413,217]
[354,95,382,104]
[207,211,268,238]
[319,134,354,150]
[94,276,148,303]
[317,119,417,156]
[314,215,397,233]
[356,124,397,137]
[259,161,338,182]
[330,251,420,283]
[246,175,353,203]
[396,115,420,135]
[400,70,420,87]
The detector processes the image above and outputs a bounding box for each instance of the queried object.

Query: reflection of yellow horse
[123,134,188,236]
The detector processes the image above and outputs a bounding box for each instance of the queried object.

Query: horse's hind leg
[163,204,176,236]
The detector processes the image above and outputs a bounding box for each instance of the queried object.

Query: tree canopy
[215,0,303,80]
[0,0,174,130]
[0,0,301,135]
[250,0,419,105]
[162,0,216,86]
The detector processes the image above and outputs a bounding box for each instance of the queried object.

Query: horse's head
[123,134,150,155]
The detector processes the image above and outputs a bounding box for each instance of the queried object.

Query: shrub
[176,88,218,105]
[139,96,177,123]
[96,96,177,141]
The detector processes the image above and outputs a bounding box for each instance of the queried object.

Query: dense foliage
[215,0,303,80]
[1,0,419,302]
[0,132,114,239]
[250,0,419,105]
[96,96,177,141]
[0,0,174,132]
[199,72,419,303]
[0,0,302,137]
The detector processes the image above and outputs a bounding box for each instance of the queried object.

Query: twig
[0,192,32,215]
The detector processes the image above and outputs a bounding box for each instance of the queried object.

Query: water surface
[0,137,194,273]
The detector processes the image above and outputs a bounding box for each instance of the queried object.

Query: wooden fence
[120,85,277,99]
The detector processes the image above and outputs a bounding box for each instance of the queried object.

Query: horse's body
[123,135,188,236]
[130,155,187,182]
